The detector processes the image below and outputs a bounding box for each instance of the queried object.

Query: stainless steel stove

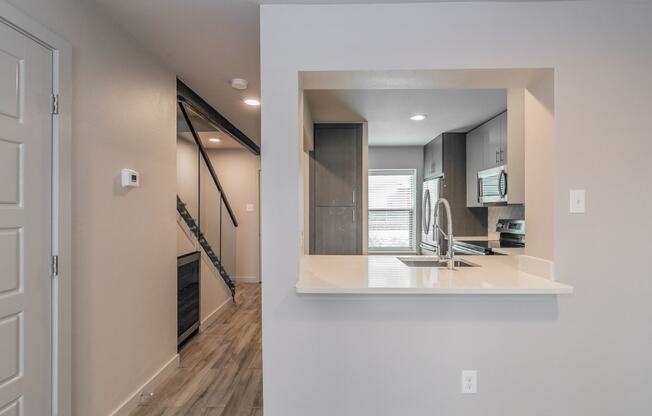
[453,219,525,255]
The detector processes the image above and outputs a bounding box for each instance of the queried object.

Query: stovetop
[456,239,524,250]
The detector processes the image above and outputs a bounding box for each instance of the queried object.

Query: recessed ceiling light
[244,98,260,106]
[410,114,427,121]
[209,137,221,143]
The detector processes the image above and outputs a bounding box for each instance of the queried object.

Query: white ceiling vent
[231,78,248,90]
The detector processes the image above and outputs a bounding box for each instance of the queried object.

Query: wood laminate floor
[131,283,262,416]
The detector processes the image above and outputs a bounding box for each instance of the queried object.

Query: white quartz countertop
[297,255,573,295]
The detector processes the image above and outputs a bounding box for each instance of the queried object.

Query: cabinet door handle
[495,150,499,163]
[352,190,355,205]
[500,149,505,162]
[477,177,482,203]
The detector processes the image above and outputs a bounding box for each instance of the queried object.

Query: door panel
[0,399,19,416]
[0,21,53,415]
[0,140,20,204]
[313,206,358,254]
[313,125,359,206]
[0,48,20,120]
[0,314,19,384]
[0,228,20,294]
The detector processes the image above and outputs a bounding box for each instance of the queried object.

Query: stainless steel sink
[398,258,478,268]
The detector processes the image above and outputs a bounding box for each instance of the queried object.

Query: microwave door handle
[499,170,508,199]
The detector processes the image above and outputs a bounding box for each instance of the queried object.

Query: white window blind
[368,169,416,252]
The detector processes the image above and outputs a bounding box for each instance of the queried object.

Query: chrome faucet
[434,197,455,270]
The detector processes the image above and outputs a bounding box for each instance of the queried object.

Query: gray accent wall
[368,146,424,249]
[261,2,652,415]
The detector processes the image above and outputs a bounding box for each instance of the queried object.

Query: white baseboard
[234,275,259,283]
[200,296,232,332]
[109,353,180,416]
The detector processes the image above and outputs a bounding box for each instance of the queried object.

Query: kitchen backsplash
[488,205,525,239]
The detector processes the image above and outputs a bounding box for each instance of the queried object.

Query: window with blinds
[368,169,417,252]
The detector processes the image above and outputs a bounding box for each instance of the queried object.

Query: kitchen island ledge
[296,254,572,295]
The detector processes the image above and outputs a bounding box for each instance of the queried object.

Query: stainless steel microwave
[478,165,508,204]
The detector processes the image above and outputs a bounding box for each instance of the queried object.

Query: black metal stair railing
[177,196,236,299]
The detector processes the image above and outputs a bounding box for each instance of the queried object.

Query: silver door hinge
[51,255,59,276]
[51,94,59,115]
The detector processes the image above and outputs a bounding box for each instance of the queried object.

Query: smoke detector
[231,78,248,90]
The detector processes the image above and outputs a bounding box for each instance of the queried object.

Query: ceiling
[90,0,566,145]
[306,88,506,146]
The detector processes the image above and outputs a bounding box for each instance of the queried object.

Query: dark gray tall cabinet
[310,124,363,254]
[424,133,487,237]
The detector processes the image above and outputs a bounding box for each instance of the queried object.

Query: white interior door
[0,20,53,415]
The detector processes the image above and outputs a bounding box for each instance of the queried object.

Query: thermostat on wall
[121,168,140,188]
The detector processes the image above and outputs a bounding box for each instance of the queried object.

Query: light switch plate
[570,189,586,213]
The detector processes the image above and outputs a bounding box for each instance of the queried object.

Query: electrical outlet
[462,370,477,394]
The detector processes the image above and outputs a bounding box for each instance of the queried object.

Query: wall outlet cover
[462,370,478,394]
[569,189,586,213]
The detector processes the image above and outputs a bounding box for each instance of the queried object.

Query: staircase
[177,196,236,299]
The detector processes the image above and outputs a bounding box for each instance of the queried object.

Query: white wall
[299,92,312,254]
[208,148,261,281]
[260,2,652,415]
[6,1,178,415]
[368,146,424,250]
[177,133,199,218]
[525,72,555,260]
